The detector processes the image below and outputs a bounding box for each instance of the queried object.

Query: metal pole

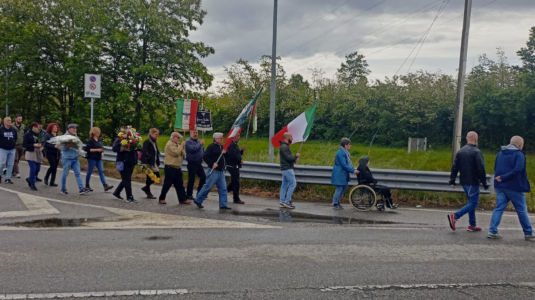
[268,0,278,163]
[451,0,472,163]
[5,9,9,117]
[90,98,94,128]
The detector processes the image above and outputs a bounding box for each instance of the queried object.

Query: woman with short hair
[44,123,61,186]
[331,137,359,209]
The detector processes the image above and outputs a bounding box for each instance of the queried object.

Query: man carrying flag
[271,102,318,209]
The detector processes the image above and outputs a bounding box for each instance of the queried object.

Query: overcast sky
[190,0,535,90]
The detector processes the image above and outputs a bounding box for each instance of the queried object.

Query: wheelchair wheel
[349,185,377,211]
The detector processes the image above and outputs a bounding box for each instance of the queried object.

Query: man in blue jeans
[279,133,300,209]
[448,131,489,231]
[488,136,534,240]
[194,132,230,210]
[60,124,88,195]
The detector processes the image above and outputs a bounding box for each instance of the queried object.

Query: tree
[336,51,370,88]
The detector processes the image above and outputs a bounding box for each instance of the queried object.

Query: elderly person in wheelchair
[356,155,397,210]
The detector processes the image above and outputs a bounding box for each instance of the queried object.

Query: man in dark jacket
[488,136,533,240]
[279,133,300,209]
[0,117,17,184]
[194,132,230,209]
[448,131,489,232]
[12,114,26,178]
[141,128,161,199]
[185,129,206,200]
[224,132,246,204]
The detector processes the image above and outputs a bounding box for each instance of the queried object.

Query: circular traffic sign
[89,83,97,90]
[90,76,97,82]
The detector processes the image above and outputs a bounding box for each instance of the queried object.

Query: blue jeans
[195,170,228,207]
[333,185,348,205]
[454,185,480,227]
[280,169,297,204]
[489,188,533,235]
[27,160,41,186]
[0,148,16,180]
[86,159,107,186]
[61,158,84,190]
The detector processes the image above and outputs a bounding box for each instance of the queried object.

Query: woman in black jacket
[356,156,397,209]
[44,123,60,186]
[23,122,43,190]
[85,127,113,192]
[112,137,139,203]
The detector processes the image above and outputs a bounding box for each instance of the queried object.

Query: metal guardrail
[101,147,494,194]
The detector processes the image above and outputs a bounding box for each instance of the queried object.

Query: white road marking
[321,282,535,292]
[0,187,60,218]
[0,289,188,299]
[0,187,280,230]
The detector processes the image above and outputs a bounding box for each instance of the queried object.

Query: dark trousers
[159,165,187,202]
[45,152,59,184]
[186,162,206,197]
[374,185,393,205]
[115,164,135,199]
[13,146,23,175]
[145,171,160,194]
[226,166,241,201]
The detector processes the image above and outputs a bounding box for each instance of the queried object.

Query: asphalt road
[1,162,535,299]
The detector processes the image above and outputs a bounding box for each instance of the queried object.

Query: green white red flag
[271,102,318,148]
[174,99,199,131]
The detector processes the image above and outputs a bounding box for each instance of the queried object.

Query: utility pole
[5,8,9,117]
[268,0,278,163]
[451,0,472,163]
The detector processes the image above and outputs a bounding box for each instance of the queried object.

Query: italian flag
[223,87,263,150]
[271,102,318,148]
[174,99,199,131]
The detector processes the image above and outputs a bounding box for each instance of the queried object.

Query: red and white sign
[84,74,101,98]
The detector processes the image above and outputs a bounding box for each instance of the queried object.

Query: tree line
[1,1,534,151]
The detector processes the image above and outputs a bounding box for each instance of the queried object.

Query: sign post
[84,74,101,128]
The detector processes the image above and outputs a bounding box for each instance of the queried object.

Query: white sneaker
[16,174,21,178]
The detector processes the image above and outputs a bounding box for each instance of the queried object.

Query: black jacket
[203,142,226,171]
[44,133,60,156]
[112,139,139,166]
[357,165,377,186]
[279,141,297,170]
[23,130,40,152]
[141,138,160,167]
[0,126,17,150]
[85,138,104,160]
[450,144,488,187]
[224,141,243,169]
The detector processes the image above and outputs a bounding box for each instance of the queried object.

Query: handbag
[116,161,124,172]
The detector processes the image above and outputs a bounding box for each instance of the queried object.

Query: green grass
[150,135,535,210]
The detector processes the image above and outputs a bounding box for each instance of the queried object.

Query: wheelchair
[348,184,395,212]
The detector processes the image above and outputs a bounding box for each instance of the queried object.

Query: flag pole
[244,111,253,147]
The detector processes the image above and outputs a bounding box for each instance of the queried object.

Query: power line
[286,0,443,75]
[246,0,355,62]
[279,0,389,58]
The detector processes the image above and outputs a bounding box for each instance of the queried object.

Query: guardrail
[101,147,494,194]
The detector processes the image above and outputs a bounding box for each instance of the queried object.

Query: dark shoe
[159,200,167,205]
[112,193,123,200]
[487,232,500,239]
[5,179,13,184]
[525,234,535,240]
[0,175,2,183]
[79,188,89,195]
[44,179,48,186]
[281,202,295,209]
[104,184,114,192]
[126,197,137,203]
[333,204,343,210]
[219,206,232,210]
[233,200,245,204]
[50,183,58,187]
[448,214,456,231]
[179,200,191,205]
[141,186,150,196]
[61,189,68,195]
[30,185,38,191]
[194,201,204,209]
[35,177,43,182]
[187,196,195,201]
[85,185,93,192]
[147,194,156,199]
[26,178,31,187]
